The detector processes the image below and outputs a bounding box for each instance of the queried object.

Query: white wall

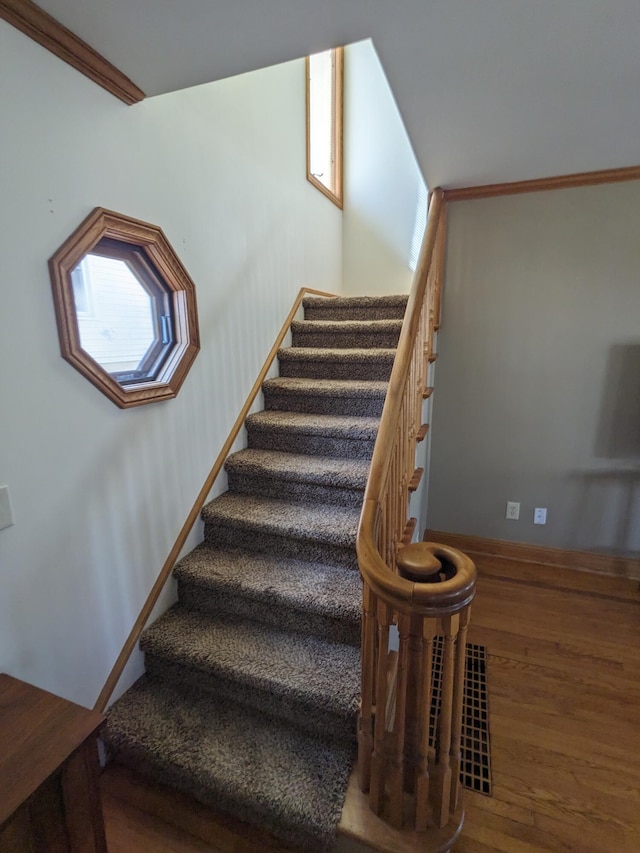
[0,20,341,707]
[427,182,640,559]
[342,40,426,296]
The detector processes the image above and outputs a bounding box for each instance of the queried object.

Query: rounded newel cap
[406,542,477,615]
[397,543,443,582]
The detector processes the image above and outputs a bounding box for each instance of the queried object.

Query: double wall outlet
[506,501,520,520]
[534,507,547,525]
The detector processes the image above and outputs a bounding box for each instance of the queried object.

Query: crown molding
[0,0,145,105]
[444,163,640,202]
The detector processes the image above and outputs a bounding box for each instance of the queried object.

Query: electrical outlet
[0,486,14,530]
[534,507,547,525]
[506,501,520,520]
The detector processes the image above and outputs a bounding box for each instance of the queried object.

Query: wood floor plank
[102,790,218,852]
[473,555,640,603]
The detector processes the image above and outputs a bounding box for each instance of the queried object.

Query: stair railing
[356,188,477,836]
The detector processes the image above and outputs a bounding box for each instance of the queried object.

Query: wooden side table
[0,673,107,852]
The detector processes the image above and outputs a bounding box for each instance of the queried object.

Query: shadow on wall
[569,343,640,559]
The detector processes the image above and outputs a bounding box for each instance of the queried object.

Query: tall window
[306,47,343,208]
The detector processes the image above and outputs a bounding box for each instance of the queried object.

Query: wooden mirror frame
[49,208,200,408]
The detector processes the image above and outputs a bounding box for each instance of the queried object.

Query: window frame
[305,46,344,209]
[49,208,200,409]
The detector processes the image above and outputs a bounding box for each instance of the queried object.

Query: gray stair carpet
[101,293,406,851]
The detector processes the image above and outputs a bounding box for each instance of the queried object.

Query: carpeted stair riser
[227,472,364,507]
[102,678,353,852]
[263,379,387,418]
[291,319,402,350]
[173,544,361,646]
[277,347,395,381]
[144,659,356,747]
[177,581,360,646]
[224,450,368,508]
[302,294,408,322]
[140,606,360,743]
[246,413,378,460]
[205,524,357,570]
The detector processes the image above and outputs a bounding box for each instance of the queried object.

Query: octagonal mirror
[50,208,200,408]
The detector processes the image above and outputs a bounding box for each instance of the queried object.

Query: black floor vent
[429,639,492,796]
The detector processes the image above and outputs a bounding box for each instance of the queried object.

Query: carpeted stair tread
[263,377,387,417]
[246,410,380,440]
[278,347,396,364]
[245,411,379,460]
[278,347,396,381]
[263,377,388,399]
[141,605,360,722]
[202,492,359,549]
[291,319,402,349]
[303,294,408,321]
[173,544,361,640]
[102,677,353,852]
[225,449,369,490]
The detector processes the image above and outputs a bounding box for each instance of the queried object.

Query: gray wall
[427,181,640,556]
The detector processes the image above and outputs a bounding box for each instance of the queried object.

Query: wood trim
[425,529,640,581]
[305,47,344,209]
[49,207,199,409]
[0,0,145,105]
[94,286,336,713]
[444,163,640,202]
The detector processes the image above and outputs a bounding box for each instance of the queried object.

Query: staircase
[102,294,408,852]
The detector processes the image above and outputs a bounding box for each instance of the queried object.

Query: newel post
[359,541,476,839]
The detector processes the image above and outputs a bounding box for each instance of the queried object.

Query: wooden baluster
[388,612,411,828]
[415,332,426,429]
[396,439,403,551]
[402,614,423,797]
[407,359,415,447]
[390,453,398,565]
[380,489,389,569]
[369,602,392,815]
[402,395,410,485]
[449,606,471,813]
[432,613,460,828]
[358,583,378,792]
[415,617,437,830]
[433,207,447,330]
[399,430,405,520]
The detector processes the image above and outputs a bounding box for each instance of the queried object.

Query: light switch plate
[0,486,15,530]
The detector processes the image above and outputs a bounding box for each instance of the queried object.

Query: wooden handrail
[94,286,336,713]
[356,188,477,837]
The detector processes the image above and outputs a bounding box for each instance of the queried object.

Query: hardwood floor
[456,555,640,853]
[101,557,640,852]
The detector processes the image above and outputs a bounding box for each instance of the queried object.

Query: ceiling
[35,0,640,189]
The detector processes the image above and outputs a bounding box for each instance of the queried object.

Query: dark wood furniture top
[0,673,104,824]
